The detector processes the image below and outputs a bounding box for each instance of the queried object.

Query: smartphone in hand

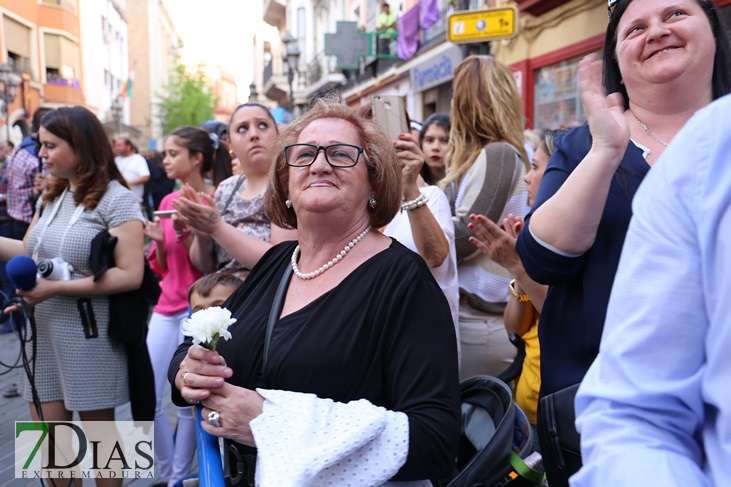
[371,95,409,143]
[153,210,176,219]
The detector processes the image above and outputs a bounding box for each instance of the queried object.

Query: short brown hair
[265,100,402,229]
[187,272,243,303]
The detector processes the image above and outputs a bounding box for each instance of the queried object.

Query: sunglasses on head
[608,0,619,22]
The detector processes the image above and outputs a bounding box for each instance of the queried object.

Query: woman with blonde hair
[443,55,529,380]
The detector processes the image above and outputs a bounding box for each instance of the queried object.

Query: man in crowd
[1,107,50,396]
[113,136,150,207]
[0,139,16,334]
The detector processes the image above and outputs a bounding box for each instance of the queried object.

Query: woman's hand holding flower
[176,344,233,403]
[177,306,236,403]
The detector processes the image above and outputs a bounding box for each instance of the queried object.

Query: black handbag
[537,383,581,487]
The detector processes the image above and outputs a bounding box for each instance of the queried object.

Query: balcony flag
[421,0,440,30]
[397,4,420,60]
[119,68,134,101]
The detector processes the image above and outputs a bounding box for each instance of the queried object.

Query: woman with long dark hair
[0,106,145,487]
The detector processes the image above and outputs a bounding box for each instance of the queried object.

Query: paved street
[0,327,194,486]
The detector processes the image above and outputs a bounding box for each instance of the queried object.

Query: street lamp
[110,96,123,135]
[0,62,21,143]
[282,32,300,112]
[248,81,258,102]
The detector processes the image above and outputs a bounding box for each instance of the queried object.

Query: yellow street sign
[447,7,518,44]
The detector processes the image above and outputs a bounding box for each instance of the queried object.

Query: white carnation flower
[182,306,236,350]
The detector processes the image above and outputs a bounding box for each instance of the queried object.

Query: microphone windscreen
[6,256,38,291]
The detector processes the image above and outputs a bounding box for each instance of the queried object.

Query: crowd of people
[2,0,731,485]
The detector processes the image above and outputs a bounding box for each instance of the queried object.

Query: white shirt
[115,153,150,203]
[573,93,731,486]
[384,185,460,364]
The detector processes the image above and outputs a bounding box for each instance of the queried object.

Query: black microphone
[6,256,38,291]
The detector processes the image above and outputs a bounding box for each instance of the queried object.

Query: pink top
[148,190,202,315]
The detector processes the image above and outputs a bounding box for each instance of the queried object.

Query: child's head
[188,273,243,312]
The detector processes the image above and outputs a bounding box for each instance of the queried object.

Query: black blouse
[169,239,461,480]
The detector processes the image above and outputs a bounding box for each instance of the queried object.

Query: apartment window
[533,54,588,130]
[3,16,32,75]
[44,33,80,87]
[40,0,78,15]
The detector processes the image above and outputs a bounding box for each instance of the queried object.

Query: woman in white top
[382,113,460,366]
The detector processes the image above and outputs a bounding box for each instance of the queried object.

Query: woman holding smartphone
[143,125,228,487]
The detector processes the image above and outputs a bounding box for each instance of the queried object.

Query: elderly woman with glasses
[515,0,731,484]
[169,101,460,486]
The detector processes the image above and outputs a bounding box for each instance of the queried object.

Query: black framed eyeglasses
[284,143,364,168]
[608,0,619,22]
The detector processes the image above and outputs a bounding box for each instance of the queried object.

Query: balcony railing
[306,52,340,86]
[420,6,452,52]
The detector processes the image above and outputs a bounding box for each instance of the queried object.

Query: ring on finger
[207,410,221,427]
[182,372,191,385]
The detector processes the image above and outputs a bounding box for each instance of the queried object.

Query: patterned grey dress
[20,181,144,410]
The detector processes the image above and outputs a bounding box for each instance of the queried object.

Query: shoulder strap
[481,142,523,223]
[262,263,293,372]
[221,175,245,215]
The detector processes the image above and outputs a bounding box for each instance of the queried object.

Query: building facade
[79,0,129,125]
[0,0,83,141]
[266,0,731,130]
[126,0,179,149]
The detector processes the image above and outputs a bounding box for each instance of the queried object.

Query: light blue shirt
[572,93,731,487]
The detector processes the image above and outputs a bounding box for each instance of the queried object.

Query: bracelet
[175,227,192,243]
[508,279,530,302]
[401,193,429,212]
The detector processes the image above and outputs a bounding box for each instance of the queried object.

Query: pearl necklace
[291,226,372,280]
[631,112,669,147]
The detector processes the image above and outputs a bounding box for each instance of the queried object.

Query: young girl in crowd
[144,126,228,486]
[418,112,450,186]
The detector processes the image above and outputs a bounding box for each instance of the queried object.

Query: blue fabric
[269,107,294,125]
[573,93,731,486]
[515,125,649,395]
